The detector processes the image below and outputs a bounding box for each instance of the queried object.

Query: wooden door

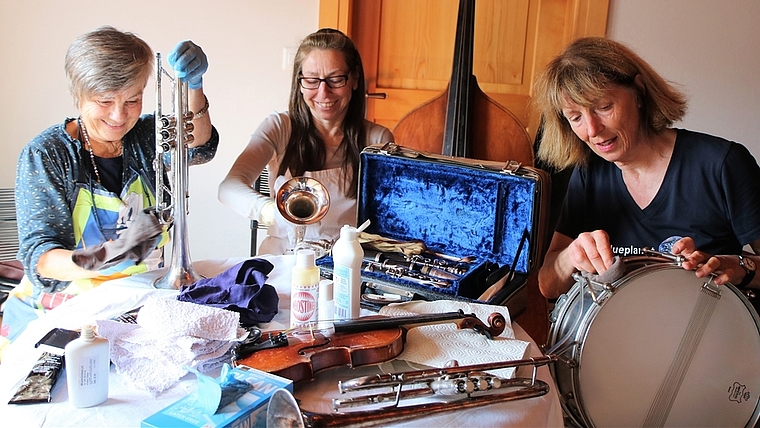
[319,0,609,139]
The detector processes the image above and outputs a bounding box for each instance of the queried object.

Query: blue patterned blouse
[15,115,219,292]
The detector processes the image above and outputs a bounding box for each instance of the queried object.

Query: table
[0,255,563,427]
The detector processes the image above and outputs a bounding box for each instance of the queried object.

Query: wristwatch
[737,254,756,288]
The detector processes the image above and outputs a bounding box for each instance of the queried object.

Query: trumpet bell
[276,177,330,225]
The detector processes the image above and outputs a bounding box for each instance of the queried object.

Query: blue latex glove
[168,40,208,90]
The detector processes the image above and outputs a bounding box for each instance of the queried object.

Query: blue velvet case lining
[319,149,539,301]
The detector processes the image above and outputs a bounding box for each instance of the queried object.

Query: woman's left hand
[168,40,208,90]
[671,237,738,285]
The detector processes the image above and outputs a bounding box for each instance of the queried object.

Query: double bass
[392,0,533,164]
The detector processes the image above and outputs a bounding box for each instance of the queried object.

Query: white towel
[379,300,529,378]
[96,297,248,395]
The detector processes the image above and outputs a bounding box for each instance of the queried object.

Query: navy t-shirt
[556,129,760,257]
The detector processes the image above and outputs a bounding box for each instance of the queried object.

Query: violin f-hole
[298,336,331,356]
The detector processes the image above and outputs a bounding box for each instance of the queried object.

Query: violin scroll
[457,312,506,339]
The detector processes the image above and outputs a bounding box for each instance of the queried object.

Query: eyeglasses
[298,75,350,90]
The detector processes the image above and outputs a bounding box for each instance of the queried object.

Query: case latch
[501,160,522,174]
[378,142,400,155]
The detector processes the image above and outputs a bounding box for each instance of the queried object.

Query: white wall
[0,0,318,260]
[1,0,757,262]
[606,0,760,156]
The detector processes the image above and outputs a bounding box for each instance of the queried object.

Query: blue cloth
[557,129,760,257]
[177,259,279,326]
[15,116,219,293]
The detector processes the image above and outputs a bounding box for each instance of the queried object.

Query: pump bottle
[332,224,363,320]
[290,249,320,329]
[64,324,109,408]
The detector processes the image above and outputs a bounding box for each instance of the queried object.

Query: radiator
[0,188,18,262]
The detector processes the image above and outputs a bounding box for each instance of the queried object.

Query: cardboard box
[141,365,293,428]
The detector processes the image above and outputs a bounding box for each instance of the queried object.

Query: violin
[233,310,506,383]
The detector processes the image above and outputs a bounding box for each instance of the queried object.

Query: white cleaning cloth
[96,296,248,395]
[379,300,529,378]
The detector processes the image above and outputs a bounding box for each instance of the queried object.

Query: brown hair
[533,37,687,170]
[65,26,154,107]
[278,28,367,199]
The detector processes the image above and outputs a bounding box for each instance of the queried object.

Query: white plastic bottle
[332,224,363,320]
[64,324,109,408]
[290,249,320,330]
[317,279,335,331]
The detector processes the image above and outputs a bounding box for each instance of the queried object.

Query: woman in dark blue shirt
[533,37,760,300]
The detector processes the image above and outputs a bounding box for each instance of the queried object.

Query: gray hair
[65,26,154,106]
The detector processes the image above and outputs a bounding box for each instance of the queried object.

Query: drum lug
[549,294,568,323]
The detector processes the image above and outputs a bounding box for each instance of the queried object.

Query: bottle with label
[332,224,363,320]
[64,324,109,408]
[290,249,320,330]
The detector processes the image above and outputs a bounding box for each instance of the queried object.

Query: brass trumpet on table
[266,355,557,428]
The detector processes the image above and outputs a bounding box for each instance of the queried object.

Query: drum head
[574,266,760,427]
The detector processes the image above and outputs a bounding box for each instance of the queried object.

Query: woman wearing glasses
[219,29,393,255]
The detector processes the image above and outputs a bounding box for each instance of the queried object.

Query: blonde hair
[65,26,154,106]
[533,37,687,170]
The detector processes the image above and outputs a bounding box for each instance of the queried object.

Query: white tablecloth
[0,255,562,427]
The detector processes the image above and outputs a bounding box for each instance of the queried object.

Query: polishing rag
[177,258,279,325]
[71,208,163,270]
[379,300,529,378]
[582,256,626,283]
[95,297,248,395]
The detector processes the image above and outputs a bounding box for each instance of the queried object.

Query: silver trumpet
[152,52,201,289]
[266,355,557,428]
[276,176,332,257]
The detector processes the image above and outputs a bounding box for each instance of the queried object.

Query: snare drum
[548,256,760,427]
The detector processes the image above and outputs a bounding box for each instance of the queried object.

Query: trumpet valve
[430,377,475,395]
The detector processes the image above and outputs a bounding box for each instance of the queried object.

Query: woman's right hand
[259,200,277,226]
[566,230,617,275]
[539,229,616,298]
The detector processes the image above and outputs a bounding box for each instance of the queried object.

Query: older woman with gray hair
[1,26,218,349]
[534,37,760,301]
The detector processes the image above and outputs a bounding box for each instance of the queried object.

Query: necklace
[78,118,123,184]
[78,118,102,183]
